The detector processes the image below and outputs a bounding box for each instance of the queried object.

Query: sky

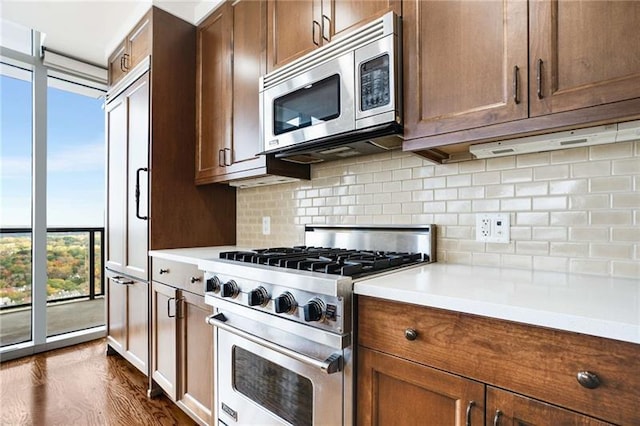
[1,72,105,228]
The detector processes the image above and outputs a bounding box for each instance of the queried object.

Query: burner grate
[220,247,428,277]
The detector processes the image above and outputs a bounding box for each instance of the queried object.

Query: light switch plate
[476,213,510,243]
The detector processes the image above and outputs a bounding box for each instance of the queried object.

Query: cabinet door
[195,2,233,184]
[323,0,400,42]
[267,0,321,71]
[178,290,214,425]
[151,281,178,400]
[106,274,126,354]
[127,11,152,72]
[357,347,484,426]
[529,0,640,117]
[230,0,267,170]
[403,0,528,139]
[108,41,127,86]
[124,75,149,280]
[105,94,127,273]
[125,277,149,375]
[486,387,612,426]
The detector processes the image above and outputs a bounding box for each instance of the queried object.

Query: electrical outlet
[262,216,271,235]
[476,213,510,243]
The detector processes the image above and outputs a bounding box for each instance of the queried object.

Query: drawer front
[151,258,204,295]
[357,296,639,425]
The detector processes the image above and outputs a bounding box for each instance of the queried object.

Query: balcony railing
[0,227,104,310]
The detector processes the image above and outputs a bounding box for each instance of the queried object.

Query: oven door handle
[206,313,343,374]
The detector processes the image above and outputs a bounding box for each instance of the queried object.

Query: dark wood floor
[0,338,196,425]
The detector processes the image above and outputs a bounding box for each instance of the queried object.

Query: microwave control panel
[360,54,390,111]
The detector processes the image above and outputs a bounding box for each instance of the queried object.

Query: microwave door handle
[206,313,343,374]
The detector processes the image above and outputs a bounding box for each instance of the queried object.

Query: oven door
[262,52,355,153]
[208,305,347,426]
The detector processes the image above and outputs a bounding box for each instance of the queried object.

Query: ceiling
[0,0,223,67]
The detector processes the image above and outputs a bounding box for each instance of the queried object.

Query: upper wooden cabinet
[529,0,640,116]
[403,0,640,156]
[403,0,528,138]
[196,0,309,185]
[108,10,152,87]
[266,0,400,72]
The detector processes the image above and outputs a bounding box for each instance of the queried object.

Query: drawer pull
[465,400,475,426]
[404,328,418,341]
[159,269,169,274]
[493,409,502,426]
[190,276,201,284]
[576,371,600,389]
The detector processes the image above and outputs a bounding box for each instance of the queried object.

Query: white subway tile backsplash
[550,147,588,164]
[532,196,567,210]
[612,158,640,175]
[572,161,611,178]
[533,227,567,241]
[486,156,516,171]
[238,147,639,279]
[590,142,633,160]
[473,171,501,185]
[590,176,632,192]
[502,168,533,183]
[486,184,515,198]
[534,165,570,181]
[549,179,588,195]
[516,182,548,197]
[501,198,532,211]
[550,211,588,226]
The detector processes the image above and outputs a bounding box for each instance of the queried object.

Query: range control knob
[206,276,221,293]
[221,280,239,298]
[303,298,325,322]
[274,292,296,314]
[248,287,269,307]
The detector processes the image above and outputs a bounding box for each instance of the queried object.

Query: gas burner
[220,247,429,278]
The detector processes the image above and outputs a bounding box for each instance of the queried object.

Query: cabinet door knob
[190,276,201,283]
[404,328,418,341]
[576,371,600,389]
[159,269,169,274]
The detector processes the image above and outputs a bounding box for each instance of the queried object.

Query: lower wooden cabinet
[357,296,639,425]
[106,269,148,375]
[177,290,214,424]
[357,347,484,425]
[151,280,213,425]
[486,387,611,426]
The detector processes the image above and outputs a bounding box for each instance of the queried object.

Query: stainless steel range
[202,225,435,426]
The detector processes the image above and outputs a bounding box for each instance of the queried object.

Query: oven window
[273,74,340,136]
[233,346,313,426]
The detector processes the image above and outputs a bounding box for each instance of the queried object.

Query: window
[1,23,107,356]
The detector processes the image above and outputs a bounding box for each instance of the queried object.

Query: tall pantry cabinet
[105,7,236,375]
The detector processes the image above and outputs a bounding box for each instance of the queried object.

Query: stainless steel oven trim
[216,328,347,426]
[205,294,351,350]
[207,313,343,374]
[199,259,354,297]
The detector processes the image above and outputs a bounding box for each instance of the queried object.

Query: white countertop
[355,263,640,344]
[149,246,251,265]
[149,248,639,345]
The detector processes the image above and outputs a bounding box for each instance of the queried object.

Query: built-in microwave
[259,11,402,164]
